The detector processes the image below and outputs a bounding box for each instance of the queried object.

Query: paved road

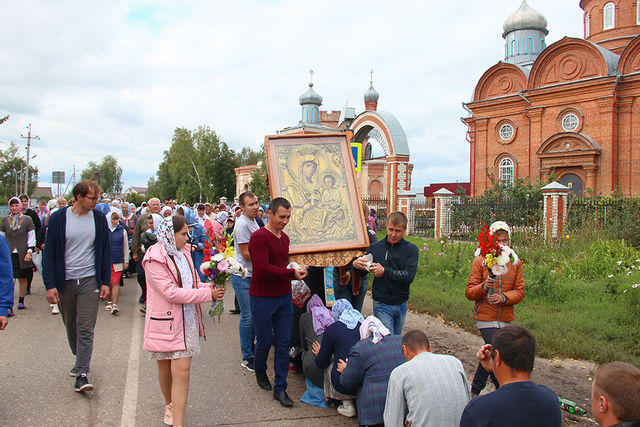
[1,274,357,426]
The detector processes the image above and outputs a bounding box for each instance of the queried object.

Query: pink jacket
[142,243,212,353]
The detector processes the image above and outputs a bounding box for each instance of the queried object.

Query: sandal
[164,402,173,426]
[105,302,112,311]
[111,304,119,315]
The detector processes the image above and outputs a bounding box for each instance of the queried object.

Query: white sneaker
[337,400,356,418]
[51,304,60,315]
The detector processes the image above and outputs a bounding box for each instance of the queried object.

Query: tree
[80,155,123,197]
[125,192,146,206]
[0,141,38,204]
[249,162,270,204]
[149,126,241,203]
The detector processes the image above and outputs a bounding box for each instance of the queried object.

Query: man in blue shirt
[460,325,562,427]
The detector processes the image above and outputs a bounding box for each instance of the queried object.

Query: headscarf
[95,203,111,215]
[149,213,164,234]
[47,199,57,210]
[161,206,173,217]
[182,206,198,226]
[331,299,364,330]
[359,316,391,344]
[8,197,22,230]
[111,200,121,209]
[157,216,181,257]
[215,211,229,224]
[18,194,29,212]
[121,202,132,218]
[107,211,120,233]
[110,207,122,218]
[307,294,334,335]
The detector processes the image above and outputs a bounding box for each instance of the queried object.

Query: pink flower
[491,264,507,276]
[217,259,229,273]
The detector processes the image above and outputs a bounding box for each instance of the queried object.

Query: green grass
[403,233,640,366]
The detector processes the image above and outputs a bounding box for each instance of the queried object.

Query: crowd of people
[0,181,638,427]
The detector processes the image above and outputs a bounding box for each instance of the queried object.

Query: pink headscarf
[307,294,334,335]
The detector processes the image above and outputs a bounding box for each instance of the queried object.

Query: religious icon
[265,133,368,255]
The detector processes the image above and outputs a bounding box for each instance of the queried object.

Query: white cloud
[0,0,584,195]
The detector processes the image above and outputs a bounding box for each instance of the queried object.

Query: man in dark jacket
[353,211,419,335]
[43,179,111,393]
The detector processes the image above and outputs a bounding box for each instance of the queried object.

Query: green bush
[407,234,640,366]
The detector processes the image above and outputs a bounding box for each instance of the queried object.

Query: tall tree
[249,161,270,204]
[0,141,38,203]
[80,155,123,197]
[149,126,240,203]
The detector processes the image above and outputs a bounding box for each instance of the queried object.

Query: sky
[0,0,585,196]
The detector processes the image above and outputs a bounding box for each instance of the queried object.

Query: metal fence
[450,198,543,238]
[362,196,388,230]
[566,197,640,231]
[411,200,435,235]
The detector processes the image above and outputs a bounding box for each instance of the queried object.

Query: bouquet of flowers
[200,235,246,322]
[475,223,519,279]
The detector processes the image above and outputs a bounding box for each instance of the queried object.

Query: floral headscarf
[215,211,229,225]
[182,206,198,226]
[331,299,364,330]
[359,316,391,344]
[157,216,181,257]
[307,294,334,335]
[8,197,22,230]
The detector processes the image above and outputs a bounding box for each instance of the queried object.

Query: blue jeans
[251,294,294,392]
[334,275,368,313]
[373,300,408,335]
[230,275,254,361]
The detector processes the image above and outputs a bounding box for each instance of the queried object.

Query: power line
[20,124,39,195]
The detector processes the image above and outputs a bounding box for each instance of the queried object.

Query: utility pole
[21,124,39,196]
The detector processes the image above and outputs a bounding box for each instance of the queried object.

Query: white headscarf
[215,211,229,224]
[107,211,120,233]
[359,316,391,344]
[149,213,164,234]
[161,206,173,217]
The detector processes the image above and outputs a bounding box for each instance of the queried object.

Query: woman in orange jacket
[465,221,525,397]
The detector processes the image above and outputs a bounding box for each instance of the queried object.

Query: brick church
[463,0,640,197]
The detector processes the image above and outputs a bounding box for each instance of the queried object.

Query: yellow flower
[565,235,570,239]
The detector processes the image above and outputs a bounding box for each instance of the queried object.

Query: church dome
[503,0,548,34]
[364,82,379,102]
[299,82,322,105]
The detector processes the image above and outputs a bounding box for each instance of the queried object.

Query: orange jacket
[466,256,525,322]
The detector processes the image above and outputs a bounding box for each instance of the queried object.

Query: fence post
[541,181,570,242]
[434,188,455,239]
[397,191,416,234]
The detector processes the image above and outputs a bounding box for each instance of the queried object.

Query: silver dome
[503,0,548,34]
[364,83,379,102]
[299,83,323,105]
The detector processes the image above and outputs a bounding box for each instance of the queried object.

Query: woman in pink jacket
[143,215,225,427]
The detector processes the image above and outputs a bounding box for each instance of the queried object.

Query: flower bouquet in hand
[200,236,246,322]
[475,223,519,279]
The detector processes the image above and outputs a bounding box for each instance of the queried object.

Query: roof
[424,182,470,197]
[30,185,53,200]
[376,111,410,156]
[127,186,147,193]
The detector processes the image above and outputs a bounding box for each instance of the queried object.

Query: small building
[124,186,147,197]
[30,185,54,204]
[423,182,471,205]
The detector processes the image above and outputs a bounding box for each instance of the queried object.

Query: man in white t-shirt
[231,191,261,371]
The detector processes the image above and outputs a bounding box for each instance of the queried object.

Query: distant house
[124,186,147,197]
[30,185,54,205]
[423,182,470,205]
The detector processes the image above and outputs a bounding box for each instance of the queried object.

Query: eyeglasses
[84,195,99,202]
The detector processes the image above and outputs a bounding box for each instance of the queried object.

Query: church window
[511,39,519,56]
[525,37,535,54]
[499,158,514,187]
[499,124,514,141]
[585,13,591,37]
[604,2,615,30]
[562,113,579,131]
[637,1,640,24]
[540,39,546,51]
[505,43,509,60]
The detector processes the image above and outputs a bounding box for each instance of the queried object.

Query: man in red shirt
[249,197,307,407]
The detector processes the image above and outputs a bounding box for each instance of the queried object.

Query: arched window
[524,37,535,54]
[585,13,591,37]
[505,43,509,60]
[499,158,514,187]
[511,39,519,56]
[604,2,615,30]
[540,39,546,51]
[637,1,640,25]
